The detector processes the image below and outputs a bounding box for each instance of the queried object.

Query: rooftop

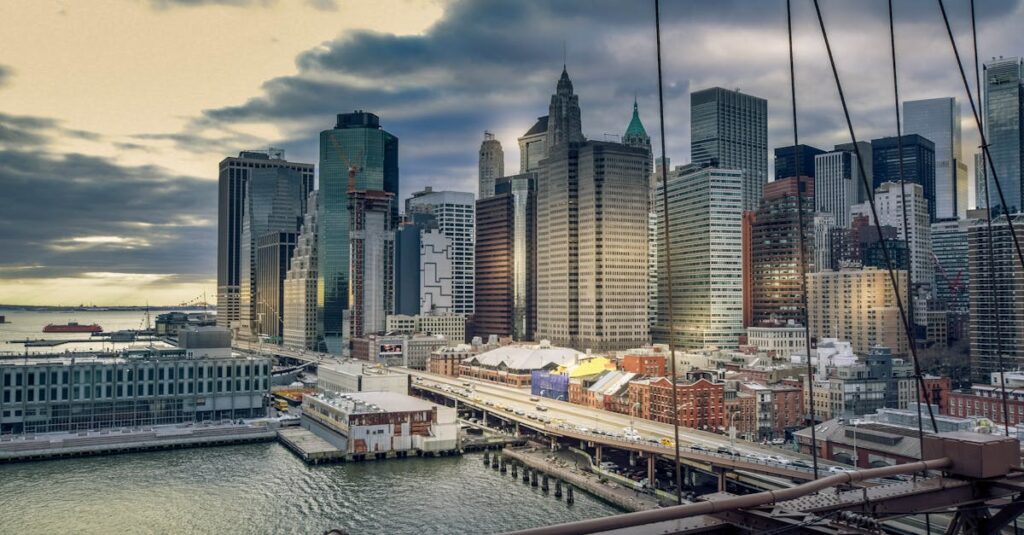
[311,391,436,415]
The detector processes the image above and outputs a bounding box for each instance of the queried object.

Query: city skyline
[3,0,1024,305]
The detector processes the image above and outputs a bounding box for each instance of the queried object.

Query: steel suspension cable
[812,0,938,433]
[653,0,684,504]
[937,0,1015,432]
[786,0,820,480]
[886,0,930,478]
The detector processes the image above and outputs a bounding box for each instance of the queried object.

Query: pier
[277,427,345,464]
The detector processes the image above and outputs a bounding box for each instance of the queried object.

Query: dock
[0,422,276,463]
[277,427,345,464]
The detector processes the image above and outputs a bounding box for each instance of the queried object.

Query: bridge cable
[941,0,1014,438]
[811,0,939,437]
[653,0,684,505]
[785,0,820,481]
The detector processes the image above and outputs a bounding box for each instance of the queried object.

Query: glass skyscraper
[983,57,1024,215]
[317,112,398,354]
[774,144,825,180]
[690,87,768,211]
[904,97,967,220]
[871,134,937,221]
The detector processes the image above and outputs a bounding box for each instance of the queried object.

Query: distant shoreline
[0,305,213,312]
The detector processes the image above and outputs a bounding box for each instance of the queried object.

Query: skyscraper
[536,68,651,350]
[861,181,933,289]
[318,111,398,353]
[750,176,814,326]
[690,87,768,211]
[518,116,548,173]
[255,231,297,341]
[478,132,504,199]
[393,212,454,316]
[807,267,909,355]
[217,150,312,334]
[406,188,476,318]
[871,135,938,222]
[974,152,987,210]
[654,165,744,350]
[283,191,319,350]
[815,150,860,228]
[983,57,1023,215]
[904,97,968,220]
[238,162,307,341]
[775,144,825,180]
[969,215,1024,381]
[474,173,536,341]
[931,218,970,315]
[348,190,394,339]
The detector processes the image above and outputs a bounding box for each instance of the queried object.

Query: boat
[43,322,103,333]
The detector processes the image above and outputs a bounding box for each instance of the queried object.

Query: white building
[406,189,475,317]
[746,322,807,359]
[419,229,454,313]
[386,313,465,343]
[283,191,319,350]
[317,360,409,395]
[857,181,933,288]
[654,165,744,350]
[812,212,836,272]
[814,150,860,228]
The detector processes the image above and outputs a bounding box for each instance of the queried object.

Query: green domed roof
[625,98,648,139]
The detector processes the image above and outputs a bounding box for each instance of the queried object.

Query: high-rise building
[406,188,475,318]
[750,176,815,326]
[904,97,967,220]
[807,267,910,355]
[255,231,297,341]
[690,87,768,211]
[654,165,744,350]
[814,150,860,228]
[859,181,933,288]
[474,173,536,341]
[536,69,650,351]
[217,150,312,333]
[871,135,938,221]
[931,218,970,315]
[518,116,548,173]
[974,152,987,210]
[969,214,1024,381]
[393,212,453,316]
[775,144,825,180]
[348,190,395,339]
[478,132,504,199]
[812,212,836,274]
[834,141,874,202]
[830,214,909,272]
[318,111,398,353]
[283,192,319,350]
[238,163,307,341]
[983,57,1023,215]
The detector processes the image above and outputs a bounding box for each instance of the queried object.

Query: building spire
[624,95,650,151]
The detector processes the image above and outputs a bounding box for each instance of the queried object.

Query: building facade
[814,149,859,229]
[983,57,1023,215]
[654,165,744,350]
[283,191,319,350]
[806,268,909,355]
[347,190,394,339]
[385,313,466,344]
[690,87,768,211]
[406,189,475,318]
[969,215,1024,381]
[871,135,938,222]
[865,181,934,289]
[318,111,399,354]
[518,116,548,173]
[930,218,970,315]
[217,150,313,333]
[255,231,297,341]
[904,97,967,220]
[750,176,814,326]
[775,144,825,181]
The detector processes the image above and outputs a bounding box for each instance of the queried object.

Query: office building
[478,132,504,199]
[393,212,455,316]
[814,149,860,229]
[217,150,312,333]
[812,212,836,273]
[348,190,395,339]
[904,97,968,220]
[806,267,909,355]
[406,188,475,317]
[775,144,825,180]
[518,116,548,173]
[283,192,320,350]
[386,313,466,344]
[238,161,306,341]
[746,322,807,358]
[654,165,744,350]
[0,329,270,434]
[255,231,297,341]
[974,152,987,210]
[834,141,874,203]
[861,181,933,288]
[969,215,1024,381]
[750,176,814,326]
[690,87,768,211]
[871,135,937,222]
[474,173,536,341]
[319,111,399,354]
[983,57,1023,215]
[829,214,909,272]
[536,69,651,351]
[930,218,970,315]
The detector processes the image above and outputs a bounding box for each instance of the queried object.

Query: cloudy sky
[0,0,1021,306]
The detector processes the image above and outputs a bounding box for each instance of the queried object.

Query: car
[514,409,526,416]
[790,460,811,469]
[828,466,857,474]
[527,413,537,420]
[484,401,494,407]
[577,426,590,433]
[771,438,786,445]
[690,444,708,452]
[529,396,540,402]
[716,446,738,456]
[535,405,548,411]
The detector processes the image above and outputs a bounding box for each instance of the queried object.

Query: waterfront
[0,309,175,355]
[0,443,621,534]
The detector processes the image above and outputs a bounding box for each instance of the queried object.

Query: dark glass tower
[983,57,1024,215]
[317,111,398,354]
[871,134,936,221]
[774,144,824,180]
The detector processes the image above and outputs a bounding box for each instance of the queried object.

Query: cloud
[192,0,1023,200]
[147,0,273,9]
[0,65,11,88]
[0,112,216,287]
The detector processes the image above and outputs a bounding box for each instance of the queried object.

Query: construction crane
[326,134,364,194]
[931,251,964,300]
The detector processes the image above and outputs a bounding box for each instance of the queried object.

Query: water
[0,309,173,355]
[0,444,620,534]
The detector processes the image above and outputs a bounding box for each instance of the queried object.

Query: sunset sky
[1,0,1022,306]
